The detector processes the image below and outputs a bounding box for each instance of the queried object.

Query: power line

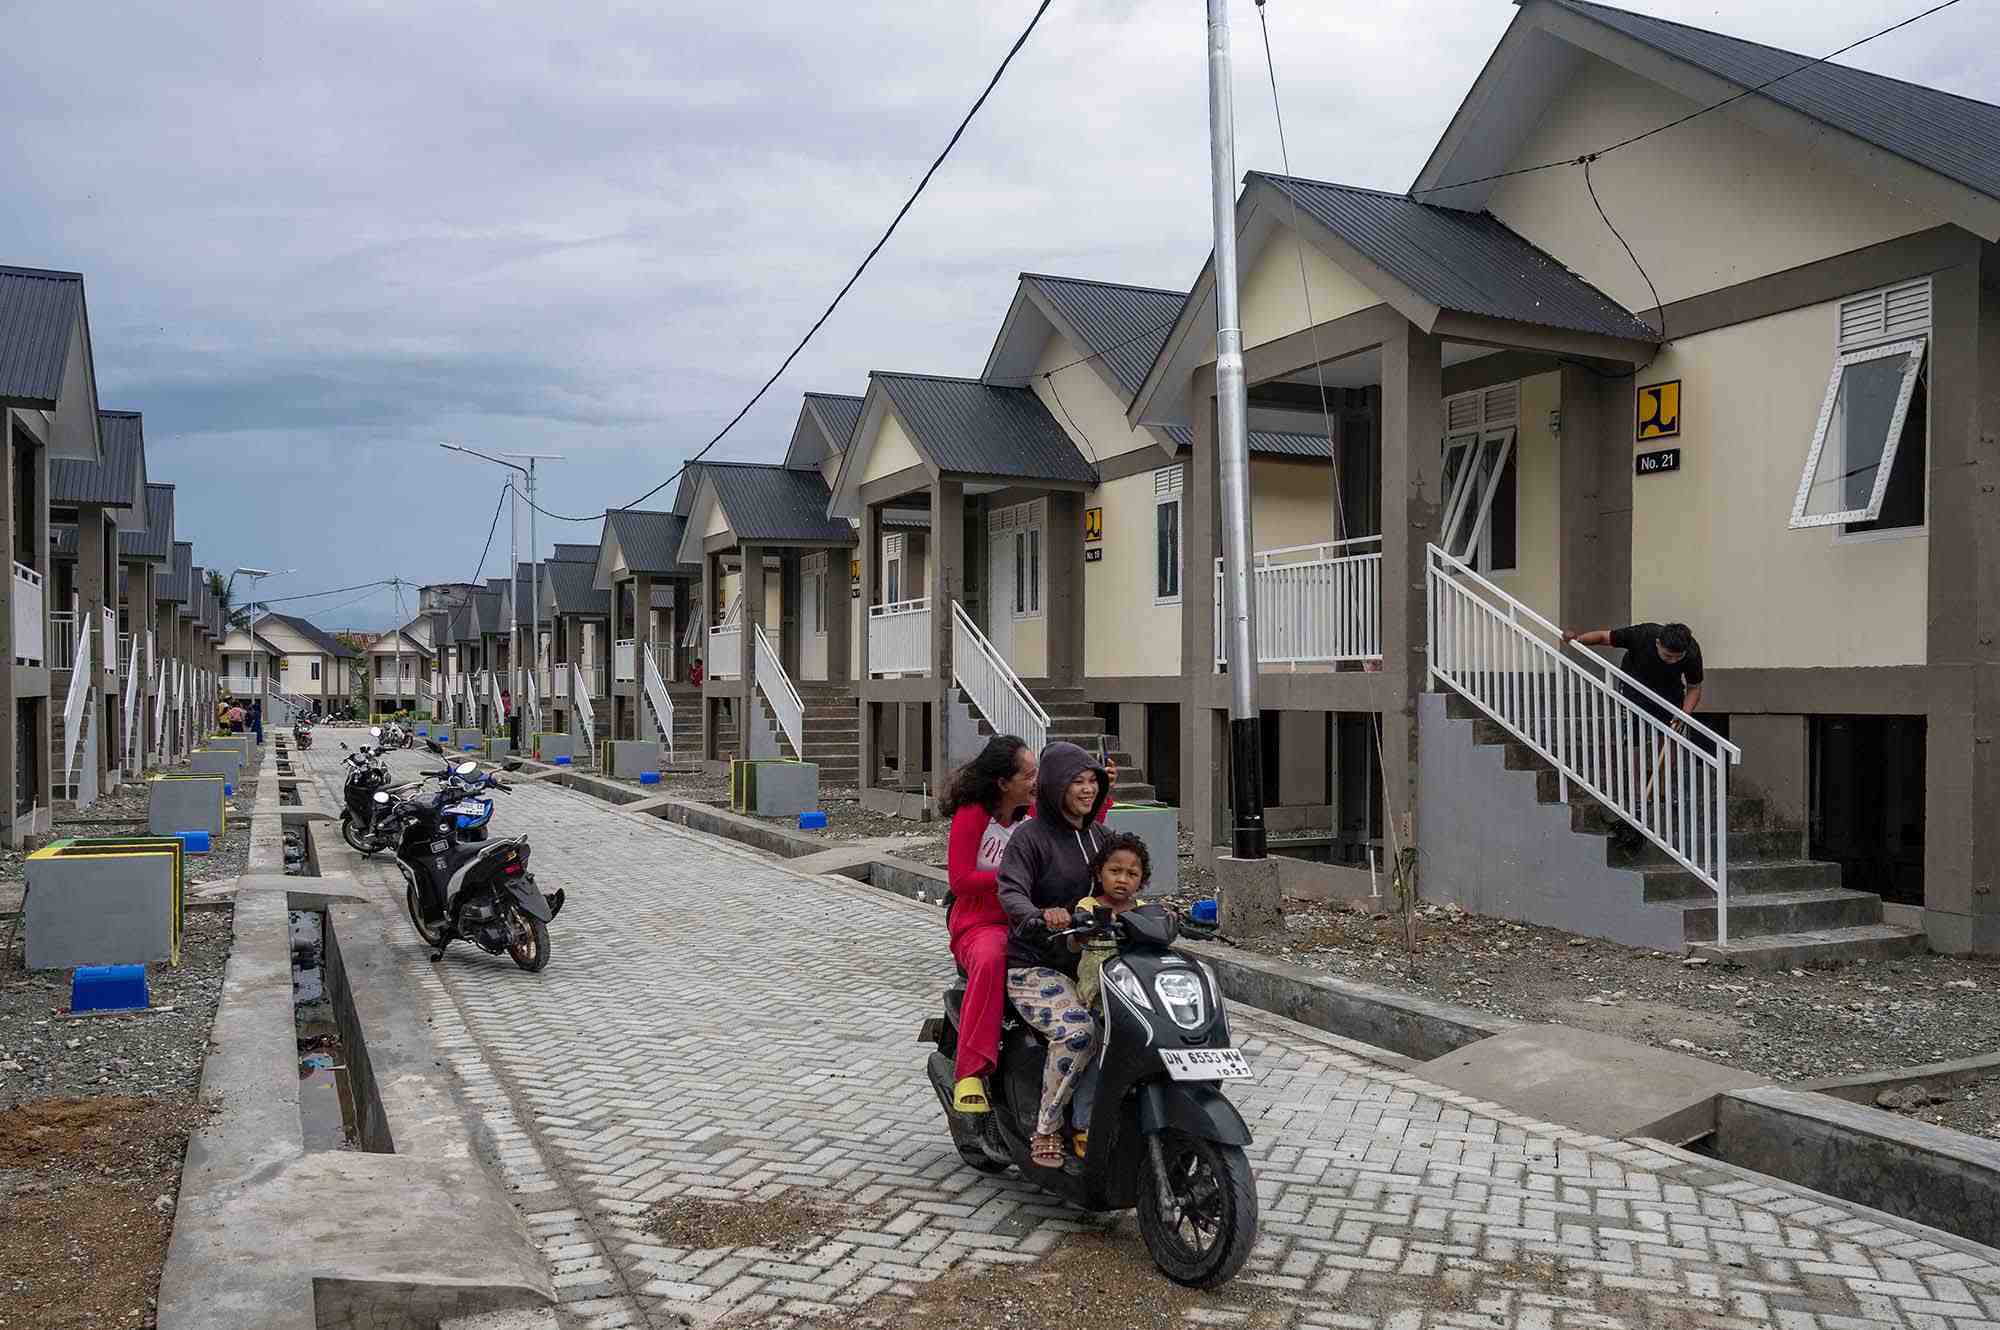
[523,0,1059,525]
[1412,0,1968,197]
[258,578,398,607]
[470,480,510,585]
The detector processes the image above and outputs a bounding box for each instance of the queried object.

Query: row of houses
[0,264,313,844]
[391,1,1998,959]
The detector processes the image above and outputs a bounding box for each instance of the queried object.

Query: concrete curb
[1802,1049,2000,1106]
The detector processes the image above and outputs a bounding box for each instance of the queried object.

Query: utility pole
[1208,0,1265,861]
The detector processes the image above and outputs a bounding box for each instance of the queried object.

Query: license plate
[1159,1047,1253,1082]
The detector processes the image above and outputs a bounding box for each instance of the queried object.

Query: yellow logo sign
[1637,380,1681,441]
[1083,507,1103,542]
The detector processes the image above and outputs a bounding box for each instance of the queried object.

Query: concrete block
[859,786,932,820]
[149,775,228,837]
[431,727,452,747]
[730,759,819,817]
[1217,855,1282,936]
[25,843,181,970]
[190,748,243,783]
[485,737,513,759]
[533,733,573,762]
[1107,804,1178,895]
[604,739,663,778]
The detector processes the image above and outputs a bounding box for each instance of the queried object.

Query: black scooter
[387,752,563,972]
[293,719,313,750]
[920,908,1258,1288]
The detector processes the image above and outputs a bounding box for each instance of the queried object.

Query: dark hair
[1660,623,1694,654]
[941,736,1031,817]
[1090,832,1151,885]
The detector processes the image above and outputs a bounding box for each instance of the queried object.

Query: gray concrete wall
[1417,691,1683,951]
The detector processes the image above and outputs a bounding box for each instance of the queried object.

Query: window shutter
[1839,278,1931,350]
[883,534,904,560]
[1480,383,1519,427]
[1154,465,1185,497]
[1445,393,1480,433]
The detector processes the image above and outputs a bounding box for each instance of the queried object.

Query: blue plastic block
[638,771,661,785]
[553,755,572,766]
[463,743,480,752]
[72,964,149,1014]
[417,726,429,737]
[176,831,211,854]
[798,810,828,830]
[1190,898,1219,924]
[224,783,234,798]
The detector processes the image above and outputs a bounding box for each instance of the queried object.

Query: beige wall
[1209,230,1379,363]
[1250,456,1343,550]
[1084,465,1183,678]
[1632,297,1927,669]
[1488,51,1938,310]
[703,497,729,538]
[860,411,925,486]
[1030,328,1161,465]
[1492,371,1563,617]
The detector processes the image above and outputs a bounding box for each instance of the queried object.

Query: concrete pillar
[857,503,881,790]
[700,554,717,761]
[1558,366,1631,633]
[739,542,764,762]
[77,507,109,785]
[634,571,656,742]
[1732,714,1808,856]
[928,479,964,786]
[0,417,23,838]
[1045,490,1085,687]
[780,551,802,680]
[898,702,925,790]
[826,547,853,686]
[1378,323,1443,851]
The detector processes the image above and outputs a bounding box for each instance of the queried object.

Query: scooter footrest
[918,1017,946,1045]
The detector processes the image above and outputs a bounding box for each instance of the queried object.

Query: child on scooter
[1069,833,1162,1156]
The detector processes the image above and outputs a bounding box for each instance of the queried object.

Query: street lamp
[439,442,564,740]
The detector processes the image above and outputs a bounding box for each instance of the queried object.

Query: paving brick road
[304,745,2000,1329]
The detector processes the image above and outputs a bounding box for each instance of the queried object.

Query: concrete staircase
[797,686,858,787]
[958,684,1158,802]
[662,685,739,762]
[1438,692,1922,968]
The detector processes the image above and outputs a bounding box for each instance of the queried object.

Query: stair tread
[1655,887,1881,911]
[1692,924,1924,952]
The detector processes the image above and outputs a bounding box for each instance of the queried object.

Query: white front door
[986,533,1014,660]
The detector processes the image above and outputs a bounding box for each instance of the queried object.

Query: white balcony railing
[12,562,43,665]
[707,625,742,680]
[221,674,264,697]
[551,666,570,700]
[614,638,636,683]
[1214,537,1383,669]
[49,611,78,669]
[951,601,1047,754]
[868,598,930,676]
[752,624,801,758]
[571,662,595,752]
[1426,543,1743,943]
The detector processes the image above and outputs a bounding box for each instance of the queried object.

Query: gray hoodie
[996,741,1110,972]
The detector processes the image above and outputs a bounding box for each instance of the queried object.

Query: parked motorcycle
[293,720,314,750]
[386,763,562,971]
[338,738,395,853]
[920,907,1258,1288]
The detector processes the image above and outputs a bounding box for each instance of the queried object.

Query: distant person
[687,657,704,687]
[226,702,246,734]
[248,698,263,745]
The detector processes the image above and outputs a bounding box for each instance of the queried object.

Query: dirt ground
[1875,1072,2000,1140]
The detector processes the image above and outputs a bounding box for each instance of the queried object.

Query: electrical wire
[1040,374,1099,464]
[519,0,1059,524]
[1574,154,1665,378]
[1412,0,1968,197]
[469,481,511,586]
[256,578,398,606]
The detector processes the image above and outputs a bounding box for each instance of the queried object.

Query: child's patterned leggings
[1005,966,1099,1136]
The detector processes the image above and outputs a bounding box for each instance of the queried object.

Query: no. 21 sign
[1636,447,1681,476]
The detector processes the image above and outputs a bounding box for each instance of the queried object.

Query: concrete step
[1112,782,1158,803]
[1688,924,1928,970]
[1563,783,1771,835]
[1610,826,1804,869]
[1667,886,1884,942]
[1639,858,1845,902]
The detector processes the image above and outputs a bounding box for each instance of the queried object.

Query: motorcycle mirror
[426,741,444,755]
[370,726,382,738]
[373,790,391,804]
[455,760,479,777]
[504,759,522,772]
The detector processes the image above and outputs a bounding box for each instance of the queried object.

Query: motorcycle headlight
[1102,962,1152,1013]
[1153,970,1207,1030]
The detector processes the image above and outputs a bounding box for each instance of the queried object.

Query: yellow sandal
[952,1076,990,1114]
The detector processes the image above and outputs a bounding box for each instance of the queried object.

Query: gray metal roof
[1256,173,1658,342]
[1161,425,1332,459]
[605,508,698,575]
[51,410,142,507]
[259,611,359,658]
[704,463,853,546]
[1553,0,2000,204]
[0,266,82,406]
[1022,274,1187,402]
[169,541,193,607]
[545,558,610,616]
[123,483,176,562]
[551,542,599,563]
[873,373,1097,484]
[805,392,864,452]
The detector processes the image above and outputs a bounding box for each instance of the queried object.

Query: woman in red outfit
[942,737,1039,1113]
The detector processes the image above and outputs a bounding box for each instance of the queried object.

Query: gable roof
[545,558,610,616]
[52,410,144,508]
[1017,274,1187,401]
[257,611,360,658]
[551,542,599,563]
[784,392,867,470]
[601,508,695,578]
[1549,0,2000,205]
[696,463,853,548]
[0,266,83,407]
[169,541,194,608]
[876,373,1097,483]
[122,483,176,562]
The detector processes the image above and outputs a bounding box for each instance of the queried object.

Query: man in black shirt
[1560,621,1705,726]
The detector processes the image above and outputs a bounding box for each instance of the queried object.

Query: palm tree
[207,570,257,631]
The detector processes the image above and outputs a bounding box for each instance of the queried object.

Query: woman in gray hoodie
[995,741,1111,1166]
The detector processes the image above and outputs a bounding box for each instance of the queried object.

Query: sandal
[1072,1129,1088,1159]
[952,1076,990,1114]
[1030,1132,1065,1168]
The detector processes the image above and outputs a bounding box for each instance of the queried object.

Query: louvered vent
[1154,465,1185,497]
[1839,277,1931,350]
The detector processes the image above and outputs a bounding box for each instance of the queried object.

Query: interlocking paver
[304,744,2000,1328]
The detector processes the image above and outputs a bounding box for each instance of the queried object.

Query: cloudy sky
[2,0,1989,626]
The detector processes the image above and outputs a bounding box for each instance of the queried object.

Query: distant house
[254,611,359,703]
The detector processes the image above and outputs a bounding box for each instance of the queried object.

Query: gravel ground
[1875,1073,2000,1140]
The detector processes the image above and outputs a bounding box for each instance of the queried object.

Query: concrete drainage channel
[520,756,2000,1256]
[157,739,553,1329]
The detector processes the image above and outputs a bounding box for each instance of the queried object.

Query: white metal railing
[643,644,678,761]
[1425,543,1743,944]
[146,630,155,684]
[60,616,92,797]
[12,562,42,664]
[681,613,702,650]
[707,624,742,679]
[614,638,637,682]
[718,593,744,630]
[751,624,801,758]
[551,666,570,700]
[526,662,543,737]
[102,608,117,675]
[1215,537,1382,669]
[49,610,78,668]
[951,601,1048,754]
[153,659,168,761]
[572,662,595,753]
[123,636,140,772]
[869,598,930,676]
[221,674,264,697]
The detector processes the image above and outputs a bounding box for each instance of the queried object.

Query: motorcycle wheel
[507,909,550,973]
[1135,1130,1257,1290]
[340,812,375,856]
[403,881,447,950]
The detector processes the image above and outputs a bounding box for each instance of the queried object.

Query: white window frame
[1805,277,1932,541]
[881,534,904,606]
[802,552,828,636]
[994,499,1046,620]
[310,658,321,682]
[1789,337,1926,530]
[1154,465,1184,605]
